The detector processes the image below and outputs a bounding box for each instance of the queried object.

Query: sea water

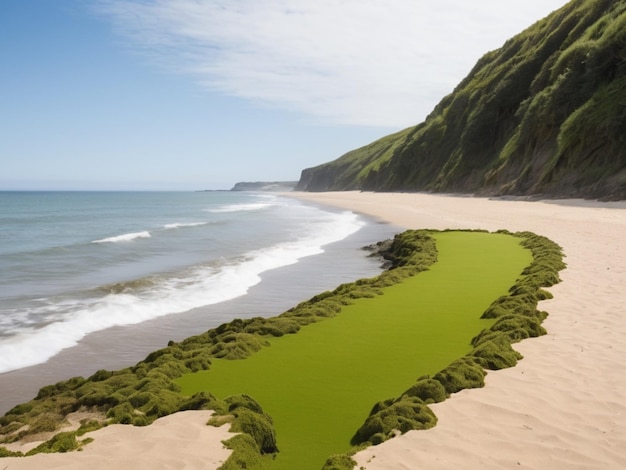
[0,191,396,380]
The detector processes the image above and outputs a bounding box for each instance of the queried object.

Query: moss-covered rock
[402,377,447,404]
[210,333,270,360]
[470,336,524,370]
[219,433,270,470]
[351,396,437,446]
[322,453,358,470]
[433,357,487,395]
[219,394,278,455]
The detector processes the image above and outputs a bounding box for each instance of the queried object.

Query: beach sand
[3,191,625,469]
[1,410,234,469]
[291,191,626,470]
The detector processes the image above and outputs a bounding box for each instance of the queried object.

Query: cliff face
[296,0,626,200]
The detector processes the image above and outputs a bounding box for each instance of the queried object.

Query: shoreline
[3,191,625,469]
[288,191,626,469]
[0,210,397,416]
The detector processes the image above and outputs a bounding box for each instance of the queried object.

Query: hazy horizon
[2,0,566,191]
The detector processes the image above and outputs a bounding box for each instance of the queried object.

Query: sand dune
[3,192,625,469]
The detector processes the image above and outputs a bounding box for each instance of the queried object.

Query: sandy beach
[3,191,625,469]
[293,192,626,470]
[1,410,234,469]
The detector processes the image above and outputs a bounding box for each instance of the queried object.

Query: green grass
[176,231,532,469]
[298,0,626,200]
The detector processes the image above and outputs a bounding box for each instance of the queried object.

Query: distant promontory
[230,181,298,192]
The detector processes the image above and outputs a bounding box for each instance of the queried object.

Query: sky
[1,0,567,191]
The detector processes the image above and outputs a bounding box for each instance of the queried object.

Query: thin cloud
[95,0,566,128]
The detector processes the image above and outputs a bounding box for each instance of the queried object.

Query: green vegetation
[174,231,536,469]
[0,230,565,470]
[296,127,413,191]
[0,230,436,452]
[296,0,626,200]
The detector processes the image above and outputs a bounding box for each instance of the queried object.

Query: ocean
[0,191,398,412]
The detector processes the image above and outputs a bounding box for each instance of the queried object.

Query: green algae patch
[176,231,532,470]
[1,229,564,469]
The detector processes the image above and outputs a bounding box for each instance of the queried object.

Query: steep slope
[296,0,626,200]
[296,127,412,191]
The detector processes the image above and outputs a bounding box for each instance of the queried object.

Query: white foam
[207,202,274,213]
[163,222,207,229]
[92,231,151,243]
[0,210,364,374]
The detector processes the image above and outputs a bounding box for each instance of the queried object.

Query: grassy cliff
[296,0,626,200]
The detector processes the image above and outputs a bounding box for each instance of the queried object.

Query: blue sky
[1,0,567,190]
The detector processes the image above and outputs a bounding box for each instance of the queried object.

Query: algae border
[0,229,565,470]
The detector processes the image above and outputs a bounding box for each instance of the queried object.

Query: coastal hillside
[296,0,626,200]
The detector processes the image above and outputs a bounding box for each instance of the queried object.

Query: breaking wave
[92,231,151,244]
[0,210,364,373]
